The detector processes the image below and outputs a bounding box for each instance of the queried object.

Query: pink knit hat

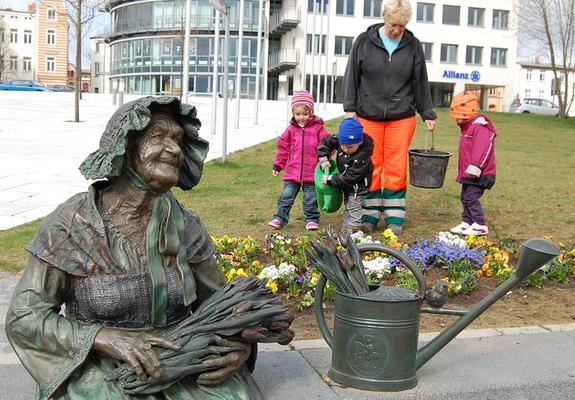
[291,90,315,115]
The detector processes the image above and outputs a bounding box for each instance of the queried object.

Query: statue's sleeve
[5,256,102,399]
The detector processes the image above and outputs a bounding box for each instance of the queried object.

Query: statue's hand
[93,327,179,382]
[196,336,251,386]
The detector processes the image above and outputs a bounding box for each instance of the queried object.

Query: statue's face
[130,110,184,193]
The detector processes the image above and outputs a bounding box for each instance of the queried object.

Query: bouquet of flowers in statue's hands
[106,276,294,394]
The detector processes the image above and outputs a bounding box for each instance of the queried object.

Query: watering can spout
[416,238,560,370]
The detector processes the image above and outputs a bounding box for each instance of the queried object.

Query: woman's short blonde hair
[382,0,412,25]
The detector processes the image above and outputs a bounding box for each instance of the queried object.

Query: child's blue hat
[338,118,364,145]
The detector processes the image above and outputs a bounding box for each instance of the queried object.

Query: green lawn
[1,108,574,272]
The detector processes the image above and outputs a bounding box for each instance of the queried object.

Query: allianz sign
[442,70,481,82]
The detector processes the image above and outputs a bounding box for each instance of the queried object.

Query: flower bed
[212,231,575,310]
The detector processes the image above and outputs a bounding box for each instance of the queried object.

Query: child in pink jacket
[449,91,497,236]
[269,90,330,230]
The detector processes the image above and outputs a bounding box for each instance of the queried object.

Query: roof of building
[518,61,575,72]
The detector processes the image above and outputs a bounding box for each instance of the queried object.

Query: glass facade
[108,0,263,96]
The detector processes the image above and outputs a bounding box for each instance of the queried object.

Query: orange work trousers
[357,116,417,192]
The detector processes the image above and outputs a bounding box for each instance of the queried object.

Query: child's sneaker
[462,223,489,236]
[305,221,319,231]
[450,222,471,234]
[268,219,282,229]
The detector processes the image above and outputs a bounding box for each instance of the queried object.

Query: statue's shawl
[27,182,215,277]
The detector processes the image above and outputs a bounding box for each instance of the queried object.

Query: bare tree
[65,0,104,122]
[0,17,14,82]
[517,0,575,118]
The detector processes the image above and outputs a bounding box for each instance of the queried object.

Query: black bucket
[408,149,451,189]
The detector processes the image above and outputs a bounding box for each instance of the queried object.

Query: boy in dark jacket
[317,118,374,231]
[449,91,497,236]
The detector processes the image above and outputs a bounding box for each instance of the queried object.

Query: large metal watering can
[314,238,560,391]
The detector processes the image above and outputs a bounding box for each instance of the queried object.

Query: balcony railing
[269,7,301,37]
[269,48,299,74]
[109,15,260,40]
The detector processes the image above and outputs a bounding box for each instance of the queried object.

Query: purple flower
[389,239,485,271]
[294,276,305,285]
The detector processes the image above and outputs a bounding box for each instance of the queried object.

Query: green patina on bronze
[4,96,295,400]
[80,95,208,191]
[310,233,560,391]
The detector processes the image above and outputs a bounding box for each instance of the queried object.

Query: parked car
[509,98,560,116]
[47,84,75,92]
[0,80,55,91]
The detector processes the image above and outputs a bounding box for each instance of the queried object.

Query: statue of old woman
[5,97,262,399]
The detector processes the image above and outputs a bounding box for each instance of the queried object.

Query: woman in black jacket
[342,0,437,235]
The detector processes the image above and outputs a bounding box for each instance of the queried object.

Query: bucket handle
[426,130,435,151]
[314,243,427,349]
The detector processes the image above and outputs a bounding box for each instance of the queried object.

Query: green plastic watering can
[314,160,343,213]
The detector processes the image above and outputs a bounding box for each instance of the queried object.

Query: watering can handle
[314,243,427,349]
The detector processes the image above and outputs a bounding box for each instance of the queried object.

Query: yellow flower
[226,268,237,281]
[236,268,248,277]
[382,228,397,241]
[481,264,489,271]
[476,270,483,278]
[310,276,318,286]
[252,260,261,268]
[266,280,278,293]
[485,270,493,277]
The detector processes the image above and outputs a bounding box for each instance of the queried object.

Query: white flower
[261,265,280,280]
[350,231,381,245]
[436,231,468,247]
[363,257,392,278]
[277,262,296,277]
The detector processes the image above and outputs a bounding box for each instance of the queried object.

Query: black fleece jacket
[317,133,374,196]
[342,24,437,122]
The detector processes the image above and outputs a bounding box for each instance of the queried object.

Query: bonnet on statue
[79,96,209,190]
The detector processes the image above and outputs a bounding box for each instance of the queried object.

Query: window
[306,34,326,54]
[539,72,545,82]
[10,56,17,71]
[490,48,506,66]
[492,9,509,29]
[417,3,434,22]
[10,29,17,43]
[24,30,32,44]
[539,90,544,98]
[363,0,382,18]
[47,29,55,45]
[468,7,484,26]
[23,57,31,71]
[526,69,532,81]
[307,0,327,13]
[440,43,458,63]
[336,0,354,16]
[334,36,353,56]
[47,7,56,20]
[525,89,531,97]
[0,29,4,42]
[95,42,100,53]
[421,42,432,61]
[47,56,55,72]
[95,62,100,75]
[465,46,482,65]
[442,5,460,25]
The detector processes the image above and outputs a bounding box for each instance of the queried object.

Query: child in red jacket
[449,91,497,236]
[269,90,330,230]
